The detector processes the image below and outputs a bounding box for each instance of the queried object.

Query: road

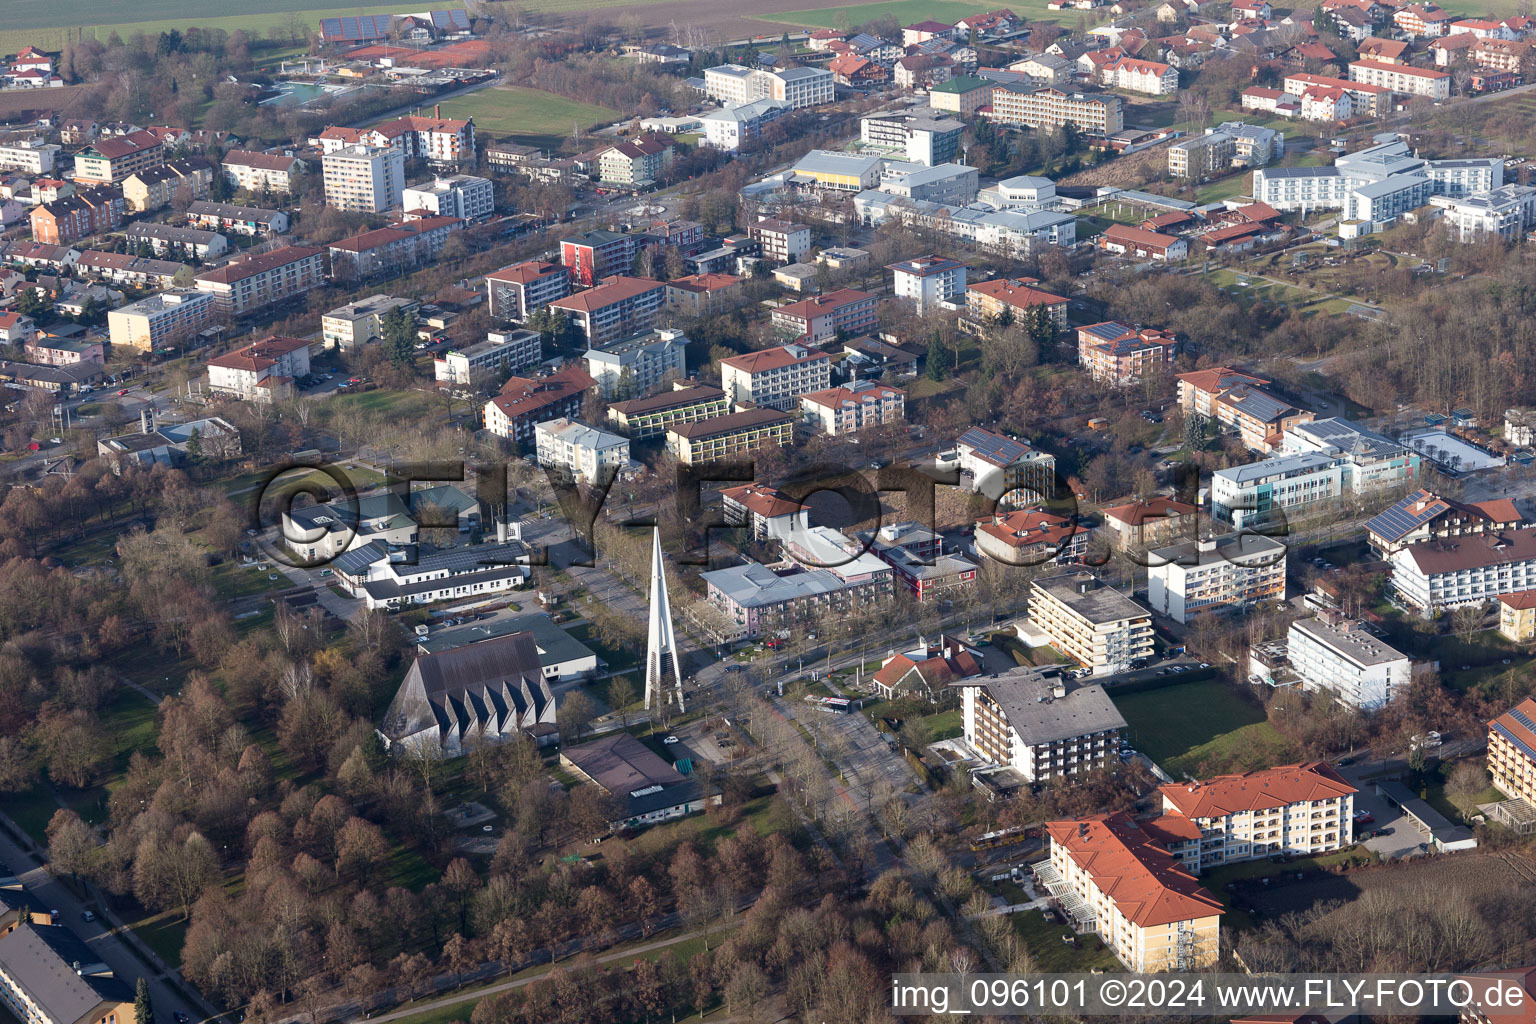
[0,816,215,1024]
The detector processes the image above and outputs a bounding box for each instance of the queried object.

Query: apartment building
[973,507,1088,566]
[958,665,1127,781]
[1147,535,1288,624]
[1430,184,1536,241]
[548,275,666,347]
[928,75,994,116]
[858,111,967,165]
[665,272,742,317]
[107,290,216,352]
[1389,526,1536,611]
[956,426,1057,500]
[748,218,814,264]
[721,483,810,540]
[125,223,225,260]
[323,144,405,212]
[1030,572,1154,674]
[534,418,631,485]
[206,335,311,402]
[583,326,689,397]
[769,289,878,343]
[1168,122,1284,180]
[1349,58,1451,98]
[359,113,476,165]
[1471,37,1531,71]
[1099,497,1198,553]
[483,365,597,445]
[1366,488,1523,558]
[560,230,636,287]
[122,156,212,210]
[71,128,163,184]
[0,923,135,1024]
[829,54,888,88]
[1395,3,1458,35]
[193,245,327,315]
[888,255,968,313]
[1487,696,1536,805]
[1100,56,1180,94]
[720,344,832,410]
[702,64,833,109]
[800,381,905,435]
[1213,424,1419,528]
[666,408,795,465]
[327,217,462,281]
[965,277,1070,333]
[73,251,185,289]
[185,200,289,236]
[29,187,123,245]
[1499,591,1536,642]
[986,85,1125,135]
[0,312,35,349]
[597,138,672,187]
[1076,321,1178,384]
[485,260,570,321]
[702,538,891,639]
[704,64,762,104]
[701,98,792,151]
[0,139,58,174]
[607,382,730,439]
[322,294,420,351]
[1157,763,1354,874]
[434,329,541,386]
[1177,366,1314,453]
[401,174,494,220]
[1039,814,1223,972]
[1287,611,1410,709]
[220,150,304,193]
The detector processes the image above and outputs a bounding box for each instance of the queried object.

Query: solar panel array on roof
[1495,721,1536,763]
[958,426,1030,466]
[429,9,472,29]
[320,14,394,40]
[1082,321,1131,342]
[1364,493,1445,542]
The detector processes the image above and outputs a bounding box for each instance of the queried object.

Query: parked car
[663,735,680,745]
[81,910,95,922]
[117,388,130,396]
[1353,811,1374,824]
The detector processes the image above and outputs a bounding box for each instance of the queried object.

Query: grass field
[756,0,1087,29]
[431,86,621,142]
[1116,679,1290,779]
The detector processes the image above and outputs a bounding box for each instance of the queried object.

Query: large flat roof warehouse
[1399,428,1505,472]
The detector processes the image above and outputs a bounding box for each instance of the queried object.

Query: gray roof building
[0,924,133,1024]
[953,665,1127,746]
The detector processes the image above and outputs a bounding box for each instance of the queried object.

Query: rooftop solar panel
[1495,722,1536,763]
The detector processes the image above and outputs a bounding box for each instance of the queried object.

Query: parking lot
[1343,777,1433,860]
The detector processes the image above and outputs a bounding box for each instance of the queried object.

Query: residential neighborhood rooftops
[1045,813,1226,928]
[1159,762,1355,819]
[1033,572,1148,623]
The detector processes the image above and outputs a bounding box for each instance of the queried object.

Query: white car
[663,735,680,745]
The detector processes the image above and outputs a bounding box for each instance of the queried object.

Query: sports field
[754,0,1089,29]
[431,86,621,142]
[1115,679,1292,779]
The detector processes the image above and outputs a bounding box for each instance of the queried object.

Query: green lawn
[6,787,61,847]
[1194,172,1251,205]
[1012,908,1122,972]
[757,0,1090,28]
[1116,679,1291,779]
[129,910,189,968]
[430,87,621,141]
[921,707,963,741]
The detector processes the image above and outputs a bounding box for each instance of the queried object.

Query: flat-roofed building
[1287,611,1410,709]
[561,731,720,827]
[322,144,405,212]
[666,408,794,465]
[322,294,420,351]
[583,327,688,398]
[402,173,494,221]
[1030,571,1154,674]
[107,289,216,352]
[956,665,1127,782]
[1430,184,1536,241]
[1147,534,1287,624]
[434,329,541,386]
[748,218,814,263]
[888,254,967,313]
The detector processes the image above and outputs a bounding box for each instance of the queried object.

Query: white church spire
[645,527,684,710]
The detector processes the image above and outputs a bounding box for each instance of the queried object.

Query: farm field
[1115,679,1291,779]
[755,0,1087,30]
[431,86,621,144]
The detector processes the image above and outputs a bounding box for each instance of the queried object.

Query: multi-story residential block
[893,53,955,90]
[1430,184,1536,240]
[434,329,542,386]
[986,85,1125,135]
[1287,611,1410,709]
[193,245,327,315]
[1349,58,1451,98]
[1487,696,1536,805]
[1147,534,1288,623]
[71,128,162,184]
[560,229,636,288]
[73,251,185,289]
[858,111,966,165]
[702,539,890,639]
[1365,488,1522,558]
[665,272,742,317]
[0,312,35,348]
[1177,366,1314,453]
[928,75,995,116]
[1100,56,1180,94]
[401,174,494,220]
[1168,122,1284,180]
[956,426,1057,500]
[748,218,814,264]
[1389,526,1536,611]
[29,187,123,244]
[327,217,462,281]
[965,276,1069,330]
[355,113,476,165]
[721,483,810,540]
[800,381,905,435]
[704,64,762,105]
[1038,814,1223,971]
[1030,571,1154,673]
[703,64,834,109]
[1394,3,1457,36]
[322,294,420,351]
[769,289,878,344]
[0,139,58,174]
[185,200,289,236]
[701,98,792,151]
[1076,321,1178,384]
[1100,497,1198,553]
[483,365,597,445]
[888,254,967,313]
[534,418,631,485]
[720,344,832,410]
[788,150,885,192]
[1157,762,1356,871]
[583,326,688,398]
[666,408,795,465]
[973,507,1088,565]
[323,144,405,212]
[608,382,730,439]
[125,223,226,260]
[958,665,1127,781]
[485,260,570,322]
[1254,138,1501,226]
[220,150,304,193]
[548,275,666,347]
[597,138,673,187]
[1499,591,1536,642]
[1283,71,1389,115]
[106,290,216,351]
[26,337,104,368]
[206,335,311,401]
[1470,37,1531,71]
[0,922,135,1024]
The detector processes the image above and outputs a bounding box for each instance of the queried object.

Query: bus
[820,697,851,714]
[969,825,1035,852]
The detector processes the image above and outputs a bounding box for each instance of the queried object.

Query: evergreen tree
[926,331,947,381]
[184,428,204,466]
[134,978,154,1024]
[380,305,416,365]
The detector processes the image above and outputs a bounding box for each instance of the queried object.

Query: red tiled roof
[486,260,564,284]
[721,483,803,521]
[1176,366,1269,394]
[489,364,596,420]
[85,129,161,160]
[1046,813,1225,928]
[1498,591,1536,611]
[667,272,740,294]
[967,276,1067,309]
[1101,496,1196,527]
[801,383,902,409]
[1404,527,1536,575]
[548,275,664,313]
[1159,762,1356,819]
[975,508,1080,550]
[772,288,875,321]
[194,245,322,285]
[720,345,830,374]
[206,335,309,372]
[1102,224,1182,251]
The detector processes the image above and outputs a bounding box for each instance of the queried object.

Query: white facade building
[1429,184,1536,241]
[700,98,792,151]
[582,327,689,398]
[401,174,495,221]
[888,254,967,313]
[534,418,632,485]
[1389,526,1536,612]
[322,144,405,213]
[1287,613,1410,710]
[957,665,1127,783]
[0,139,59,174]
[434,329,542,386]
[1146,535,1288,624]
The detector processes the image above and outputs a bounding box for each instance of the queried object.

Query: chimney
[1197,537,1218,554]
[435,103,441,118]
[495,517,509,544]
